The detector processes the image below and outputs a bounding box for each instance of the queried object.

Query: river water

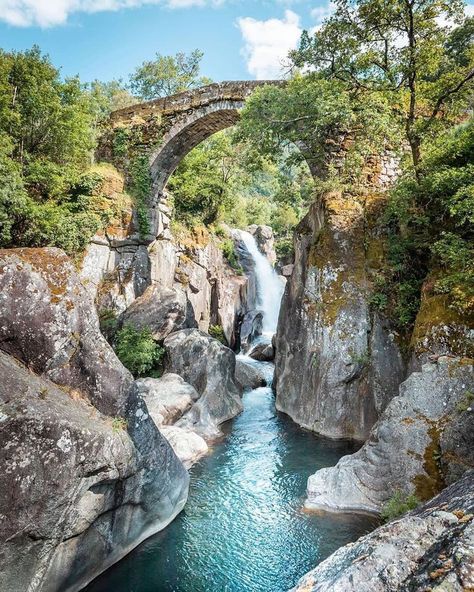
[84,233,377,592]
[85,370,376,592]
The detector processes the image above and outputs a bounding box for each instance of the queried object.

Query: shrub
[114,325,165,377]
[208,324,227,345]
[275,237,294,261]
[99,308,118,341]
[381,491,420,522]
[220,238,244,275]
[369,292,388,312]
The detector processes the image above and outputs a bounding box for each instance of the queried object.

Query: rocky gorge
[0,178,287,591]
[0,70,473,592]
[1,147,473,591]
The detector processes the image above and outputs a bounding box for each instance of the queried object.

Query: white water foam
[237,230,285,334]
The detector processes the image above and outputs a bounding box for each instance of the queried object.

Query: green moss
[112,417,128,432]
[128,154,151,237]
[209,325,228,345]
[456,390,474,413]
[413,424,446,501]
[411,291,474,357]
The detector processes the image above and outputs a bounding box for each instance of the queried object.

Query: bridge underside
[150,103,242,195]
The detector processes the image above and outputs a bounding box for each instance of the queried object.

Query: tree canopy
[130,49,212,100]
[291,1,474,170]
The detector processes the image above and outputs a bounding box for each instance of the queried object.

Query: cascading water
[236,230,285,334]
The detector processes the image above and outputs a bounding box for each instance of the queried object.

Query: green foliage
[168,129,313,238]
[220,238,244,275]
[381,491,420,522]
[87,79,135,123]
[386,119,474,319]
[130,49,211,100]
[115,325,165,377]
[275,237,294,262]
[99,308,119,341]
[349,349,370,367]
[168,132,235,226]
[208,325,228,345]
[238,75,398,182]
[112,417,128,433]
[292,1,474,169]
[369,292,388,312]
[112,127,131,158]
[0,46,129,255]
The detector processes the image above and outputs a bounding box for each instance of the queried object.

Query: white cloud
[237,10,302,80]
[0,0,223,27]
[310,1,335,27]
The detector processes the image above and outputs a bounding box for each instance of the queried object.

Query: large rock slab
[121,283,187,340]
[247,224,277,265]
[135,373,199,426]
[274,195,405,440]
[238,310,263,352]
[0,352,189,592]
[235,358,268,390]
[305,357,474,515]
[160,426,208,469]
[135,374,208,468]
[291,470,474,592]
[249,341,275,362]
[164,329,243,437]
[0,248,132,416]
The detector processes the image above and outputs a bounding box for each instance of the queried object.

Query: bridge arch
[110,81,282,197]
[149,100,243,195]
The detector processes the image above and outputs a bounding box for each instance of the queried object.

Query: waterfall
[237,230,285,334]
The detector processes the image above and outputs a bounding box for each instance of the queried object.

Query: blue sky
[0,1,334,83]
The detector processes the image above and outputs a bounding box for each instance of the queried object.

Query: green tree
[387,118,474,317]
[237,75,397,181]
[0,47,128,254]
[168,131,238,225]
[292,1,474,171]
[0,46,95,193]
[87,79,135,122]
[130,49,211,99]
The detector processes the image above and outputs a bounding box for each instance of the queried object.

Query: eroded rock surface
[275,194,405,440]
[121,284,187,340]
[165,329,243,437]
[135,373,208,467]
[135,373,199,425]
[305,358,474,515]
[235,358,268,390]
[247,224,277,265]
[292,470,474,592]
[249,341,275,362]
[0,353,188,592]
[0,248,132,416]
[0,248,189,592]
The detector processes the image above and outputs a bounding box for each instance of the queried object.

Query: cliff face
[0,248,189,592]
[79,174,258,348]
[275,190,404,440]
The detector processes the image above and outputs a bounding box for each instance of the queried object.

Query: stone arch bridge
[108,81,281,197]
